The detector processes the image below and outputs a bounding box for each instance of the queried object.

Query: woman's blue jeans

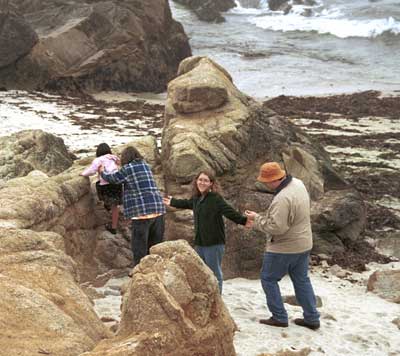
[195,244,225,294]
[261,250,320,324]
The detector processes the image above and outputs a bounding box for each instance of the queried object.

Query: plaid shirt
[101,159,165,219]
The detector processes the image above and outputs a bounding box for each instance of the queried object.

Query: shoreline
[89,88,400,105]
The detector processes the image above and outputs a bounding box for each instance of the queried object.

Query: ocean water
[169,0,400,98]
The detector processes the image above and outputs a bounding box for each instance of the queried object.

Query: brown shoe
[294,318,320,330]
[259,317,288,328]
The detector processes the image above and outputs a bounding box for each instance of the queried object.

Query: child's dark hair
[96,143,112,157]
[121,146,144,165]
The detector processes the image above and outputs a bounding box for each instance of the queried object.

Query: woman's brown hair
[191,170,222,197]
[121,146,144,165]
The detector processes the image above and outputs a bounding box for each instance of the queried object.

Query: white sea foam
[230,0,269,15]
[249,13,400,38]
[231,1,400,39]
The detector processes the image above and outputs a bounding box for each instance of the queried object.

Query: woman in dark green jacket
[163,170,248,293]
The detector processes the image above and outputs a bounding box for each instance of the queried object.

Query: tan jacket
[254,177,313,253]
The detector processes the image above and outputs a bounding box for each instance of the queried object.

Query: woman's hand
[163,196,172,206]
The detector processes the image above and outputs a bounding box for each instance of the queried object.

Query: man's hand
[245,210,258,221]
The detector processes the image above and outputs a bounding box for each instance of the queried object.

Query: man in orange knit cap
[245,162,320,330]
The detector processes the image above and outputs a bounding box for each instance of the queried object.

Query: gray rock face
[0,0,191,92]
[0,11,38,68]
[311,189,366,255]
[174,0,236,22]
[0,130,75,182]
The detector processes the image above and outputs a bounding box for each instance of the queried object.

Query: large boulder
[162,56,364,278]
[0,129,75,182]
[311,189,366,255]
[0,0,191,92]
[82,240,237,355]
[0,227,110,356]
[367,269,400,303]
[162,56,255,182]
[0,11,38,68]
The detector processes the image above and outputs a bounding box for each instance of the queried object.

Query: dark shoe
[105,223,117,235]
[259,317,288,328]
[294,318,320,330]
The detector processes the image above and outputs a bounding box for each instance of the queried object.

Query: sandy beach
[92,260,400,356]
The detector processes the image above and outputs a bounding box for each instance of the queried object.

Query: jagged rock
[0,159,133,281]
[367,269,400,303]
[0,0,191,92]
[82,240,237,356]
[0,11,38,68]
[311,189,366,255]
[162,56,254,182]
[174,0,236,23]
[0,135,162,281]
[0,228,110,355]
[0,129,75,181]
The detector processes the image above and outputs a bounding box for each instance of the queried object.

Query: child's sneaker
[105,223,117,235]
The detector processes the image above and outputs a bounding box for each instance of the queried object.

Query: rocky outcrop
[311,189,366,255]
[0,134,167,354]
[0,228,110,356]
[0,129,75,182]
[367,269,400,303]
[0,0,191,92]
[0,165,132,281]
[82,240,237,356]
[173,0,236,23]
[162,56,255,182]
[0,11,38,68]
[162,56,365,278]
[0,135,166,280]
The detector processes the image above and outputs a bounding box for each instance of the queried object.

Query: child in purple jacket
[81,143,122,234]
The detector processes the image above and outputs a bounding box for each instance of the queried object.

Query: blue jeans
[261,251,320,324]
[195,244,225,294]
[131,215,165,266]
